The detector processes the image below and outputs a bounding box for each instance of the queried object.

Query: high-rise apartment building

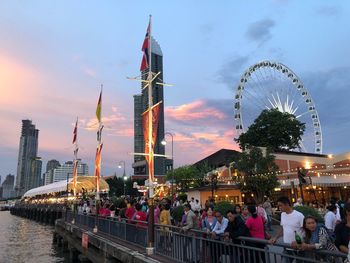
[2,174,15,199]
[52,159,88,183]
[15,120,40,196]
[133,37,166,176]
[44,159,61,185]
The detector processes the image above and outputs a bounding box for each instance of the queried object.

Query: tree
[166,165,203,190]
[234,147,279,203]
[106,176,145,197]
[236,109,305,151]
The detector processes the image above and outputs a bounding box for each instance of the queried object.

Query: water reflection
[0,211,69,263]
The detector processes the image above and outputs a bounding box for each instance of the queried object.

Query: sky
[0,0,349,179]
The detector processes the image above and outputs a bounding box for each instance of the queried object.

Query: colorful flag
[140,20,150,71]
[72,118,78,144]
[142,103,161,178]
[94,143,103,191]
[96,91,102,123]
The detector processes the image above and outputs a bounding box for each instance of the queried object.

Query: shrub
[177,193,188,203]
[294,205,324,223]
[111,196,126,209]
[214,201,235,216]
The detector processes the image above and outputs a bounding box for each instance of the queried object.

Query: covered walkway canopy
[280,175,350,188]
[23,176,109,198]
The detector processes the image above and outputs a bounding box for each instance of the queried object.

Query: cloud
[83,66,97,78]
[316,6,340,17]
[218,55,249,88]
[164,99,240,165]
[165,100,226,125]
[301,67,350,154]
[246,19,275,45]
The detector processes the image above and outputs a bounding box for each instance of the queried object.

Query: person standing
[324,204,337,233]
[335,203,350,253]
[182,204,198,231]
[269,196,304,263]
[263,197,273,231]
[202,206,217,233]
[293,198,303,207]
[246,206,266,263]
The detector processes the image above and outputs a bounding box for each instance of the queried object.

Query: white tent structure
[23,176,109,198]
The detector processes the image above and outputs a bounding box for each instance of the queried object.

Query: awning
[23,176,109,197]
[280,176,350,188]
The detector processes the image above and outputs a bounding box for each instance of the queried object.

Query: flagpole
[94,85,103,233]
[73,116,78,197]
[146,14,156,255]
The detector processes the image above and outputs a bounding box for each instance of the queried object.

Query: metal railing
[66,211,148,247]
[65,212,347,263]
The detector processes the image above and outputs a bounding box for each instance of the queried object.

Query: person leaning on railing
[224,210,250,243]
[335,202,350,253]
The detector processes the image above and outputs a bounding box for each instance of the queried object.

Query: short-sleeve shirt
[324,211,337,231]
[280,210,304,244]
[246,215,265,239]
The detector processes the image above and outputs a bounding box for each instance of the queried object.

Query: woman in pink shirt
[245,205,266,262]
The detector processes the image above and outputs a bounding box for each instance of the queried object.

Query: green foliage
[106,177,145,197]
[214,201,235,216]
[110,196,126,209]
[177,193,188,203]
[171,205,184,223]
[235,147,279,203]
[236,108,306,151]
[294,206,324,223]
[166,165,203,190]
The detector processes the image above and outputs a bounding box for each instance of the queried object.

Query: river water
[0,211,69,263]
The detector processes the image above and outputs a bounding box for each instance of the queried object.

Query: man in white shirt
[211,211,229,240]
[324,204,337,232]
[269,196,304,245]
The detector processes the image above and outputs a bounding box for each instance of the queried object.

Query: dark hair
[165,203,170,210]
[135,203,142,211]
[303,216,317,242]
[226,210,236,215]
[277,196,291,206]
[234,205,241,213]
[184,204,191,209]
[327,204,337,212]
[248,205,257,218]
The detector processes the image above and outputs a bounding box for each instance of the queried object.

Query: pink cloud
[165,100,226,122]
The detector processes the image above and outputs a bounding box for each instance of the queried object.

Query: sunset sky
[1,1,349,178]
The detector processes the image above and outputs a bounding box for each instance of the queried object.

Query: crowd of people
[73,195,350,262]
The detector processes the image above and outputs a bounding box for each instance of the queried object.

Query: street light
[161,132,174,201]
[118,161,127,196]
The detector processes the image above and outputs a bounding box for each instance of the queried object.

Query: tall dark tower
[15,120,41,196]
[133,37,165,176]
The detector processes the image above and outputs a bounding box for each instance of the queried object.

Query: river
[0,211,69,263]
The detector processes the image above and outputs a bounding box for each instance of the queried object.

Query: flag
[96,91,102,123]
[72,160,78,196]
[94,143,103,191]
[142,103,161,178]
[140,20,150,71]
[72,118,78,144]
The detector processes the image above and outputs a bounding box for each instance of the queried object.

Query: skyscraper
[133,37,165,176]
[15,120,39,196]
[52,159,88,183]
[44,159,61,185]
[2,174,15,199]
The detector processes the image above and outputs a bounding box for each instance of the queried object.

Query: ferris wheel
[234,60,322,153]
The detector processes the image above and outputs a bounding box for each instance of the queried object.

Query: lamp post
[161,132,174,201]
[118,161,127,196]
